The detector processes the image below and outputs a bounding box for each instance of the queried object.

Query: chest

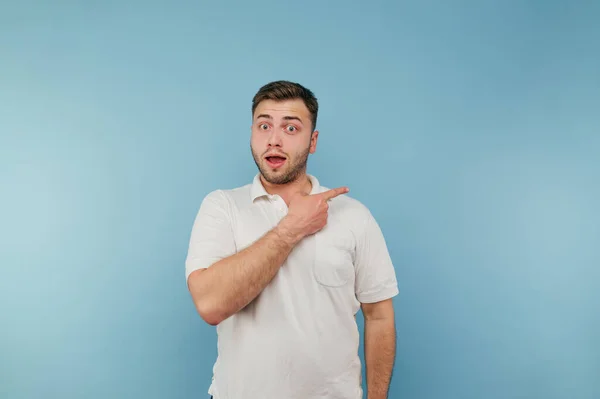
[230,200,358,288]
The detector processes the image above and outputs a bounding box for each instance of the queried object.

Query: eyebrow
[256,114,304,124]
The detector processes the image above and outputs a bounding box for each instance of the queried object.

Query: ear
[309,130,319,154]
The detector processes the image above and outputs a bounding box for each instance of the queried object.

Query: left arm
[362,298,396,399]
[353,207,399,399]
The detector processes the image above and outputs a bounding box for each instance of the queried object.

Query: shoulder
[320,185,373,221]
[200,183,252,210]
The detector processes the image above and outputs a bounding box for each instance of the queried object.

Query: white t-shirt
[185,174,399,399]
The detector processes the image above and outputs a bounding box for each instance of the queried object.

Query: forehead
[253,99,310,120]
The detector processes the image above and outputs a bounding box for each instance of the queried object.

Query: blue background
[1,1,598,398]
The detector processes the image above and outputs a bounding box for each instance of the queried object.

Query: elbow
[188,269,229,326]
[196,301,224,326]
[188,270,222,325]
[193,290,227,326]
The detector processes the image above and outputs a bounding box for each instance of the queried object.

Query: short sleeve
[354,209,399,303]
[185,190,237,282]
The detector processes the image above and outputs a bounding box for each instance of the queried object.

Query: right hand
[279,186,349,241]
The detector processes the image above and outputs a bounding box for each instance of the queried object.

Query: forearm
[188,221,301,325]
[364,317,396,399]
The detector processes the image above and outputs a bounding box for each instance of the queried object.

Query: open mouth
[265,155,287,168]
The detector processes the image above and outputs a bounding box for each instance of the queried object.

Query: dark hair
[252,80,319,131]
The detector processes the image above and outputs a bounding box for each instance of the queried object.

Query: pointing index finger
[320,186,350,201]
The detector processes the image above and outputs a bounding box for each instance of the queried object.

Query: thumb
[291,189,309,199]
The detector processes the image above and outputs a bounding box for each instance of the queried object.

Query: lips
[264,154,287,168]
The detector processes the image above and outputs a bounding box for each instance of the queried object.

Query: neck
[260,172,312,204]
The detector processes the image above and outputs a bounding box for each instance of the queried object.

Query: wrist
[275,216,304,246]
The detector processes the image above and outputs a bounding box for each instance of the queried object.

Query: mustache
[262,150,288,157]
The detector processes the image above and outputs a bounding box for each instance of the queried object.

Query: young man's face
[250,98,318,185]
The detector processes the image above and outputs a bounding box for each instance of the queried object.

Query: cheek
[250,132,263,147]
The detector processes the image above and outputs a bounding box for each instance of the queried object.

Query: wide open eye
[285,125,297,133]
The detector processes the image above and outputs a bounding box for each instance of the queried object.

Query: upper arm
[354,208,399,304]
[361,298,395,321]
[185,190,236,283]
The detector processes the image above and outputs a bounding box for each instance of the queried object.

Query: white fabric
[185,174,399,399]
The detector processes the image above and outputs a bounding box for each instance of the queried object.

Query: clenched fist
[277,186,349,243]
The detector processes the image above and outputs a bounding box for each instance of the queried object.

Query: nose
[267,129,283,147]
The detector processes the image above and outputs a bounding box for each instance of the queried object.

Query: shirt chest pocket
[313,232,356,287]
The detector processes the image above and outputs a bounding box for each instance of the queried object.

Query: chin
[262,169,293,185]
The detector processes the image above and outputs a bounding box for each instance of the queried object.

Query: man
[185,81,398,399]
